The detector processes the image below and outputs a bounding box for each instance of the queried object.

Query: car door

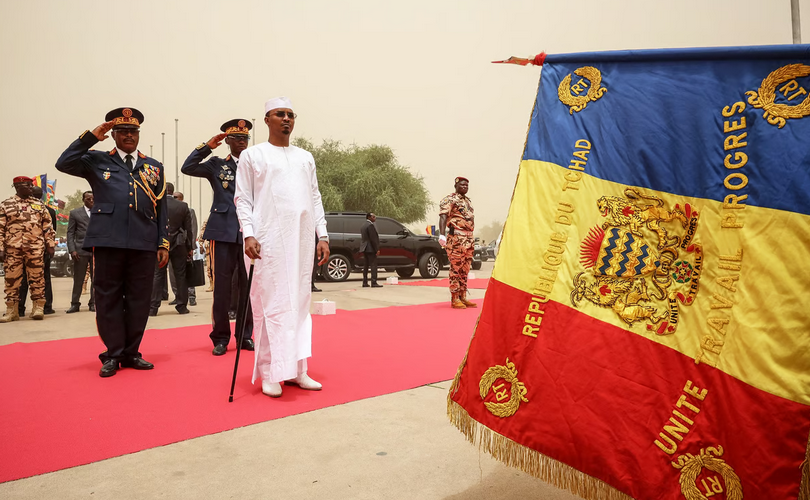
[341,216,365,265]
[374,218,411,266]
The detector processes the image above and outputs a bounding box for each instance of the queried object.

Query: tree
[56,189,86,238]
[293,138,432,224]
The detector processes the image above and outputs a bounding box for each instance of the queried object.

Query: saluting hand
[206,133,228,150]
[92,121,115,141]
[245,237,262,260]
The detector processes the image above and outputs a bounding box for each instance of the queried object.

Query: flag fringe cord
[800,433,810,500]
[447,399,634,500]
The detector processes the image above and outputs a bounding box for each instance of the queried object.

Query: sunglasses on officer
[227,135,250,143]
[269,111,297,119]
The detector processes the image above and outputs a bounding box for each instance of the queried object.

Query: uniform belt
[451,228,473,236]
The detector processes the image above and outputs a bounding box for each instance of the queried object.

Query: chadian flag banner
[448,44,810,500]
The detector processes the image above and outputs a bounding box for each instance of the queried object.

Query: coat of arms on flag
[448,44,810,500]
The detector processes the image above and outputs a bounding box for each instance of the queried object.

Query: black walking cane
[229,259,256,403]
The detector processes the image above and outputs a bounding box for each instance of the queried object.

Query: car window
[375,218,404,235]
[343,217,365,234]
[326,217,344,233]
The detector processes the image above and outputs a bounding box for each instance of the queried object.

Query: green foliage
[293,138,432,224]
[63,189,85,212]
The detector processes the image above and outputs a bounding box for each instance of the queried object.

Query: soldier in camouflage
[438,177,477,309]
[0,176,56,322]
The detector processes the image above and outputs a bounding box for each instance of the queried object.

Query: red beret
[13,176,33,184]
[454,176,469,184]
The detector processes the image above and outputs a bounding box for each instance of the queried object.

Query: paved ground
[0,262,583,500]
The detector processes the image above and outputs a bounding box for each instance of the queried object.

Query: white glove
[438,235,447,247]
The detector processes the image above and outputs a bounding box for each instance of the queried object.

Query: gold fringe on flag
[447,397,633,500]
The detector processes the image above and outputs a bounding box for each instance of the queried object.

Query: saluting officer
[181,119,254,356]
[56,107,170,378]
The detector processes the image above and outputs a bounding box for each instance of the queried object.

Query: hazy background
[0,0,806,230]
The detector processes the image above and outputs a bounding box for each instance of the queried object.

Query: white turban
[265,96,293,114]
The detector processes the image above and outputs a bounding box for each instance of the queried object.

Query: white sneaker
[286,373,322,391]
[261,380,282,398]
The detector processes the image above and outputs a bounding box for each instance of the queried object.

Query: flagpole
[175,119,179,190]
[161,132,165,164]
[252,119,256,145]
[791,0,802,43]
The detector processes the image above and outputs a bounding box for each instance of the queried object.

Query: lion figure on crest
[597,188,688,249]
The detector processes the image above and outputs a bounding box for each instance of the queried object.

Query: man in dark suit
[169,191,197,306]
[56,107,169,378]
[181,119,254,356]
[149,183,192,315]
[18,186,58,316]
[360,212,382,288]
[66,191,94,313]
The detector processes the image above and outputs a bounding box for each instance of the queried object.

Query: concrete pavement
[0,262,583,500]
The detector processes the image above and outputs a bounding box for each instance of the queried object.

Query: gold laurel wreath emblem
[558,66,608,114]
[671,446,744,500]
[479,358,529,418]
[745,63,810,129]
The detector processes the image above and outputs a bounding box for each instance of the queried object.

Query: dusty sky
[0,0,806,229]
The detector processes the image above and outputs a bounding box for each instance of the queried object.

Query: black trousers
[363,252,378,284]
[18,253,52,313]
[209,240,253,346]
[168,260,196,299]
[151,247,188,310]
[70,252,94,307]
[93,247,155,363]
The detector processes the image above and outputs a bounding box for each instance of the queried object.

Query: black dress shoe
[44,308,56,315]
[362,283,370,287]
[66,305,80,314]
[99,360,118,378]
[188,298,197,306]
[371,283,383,288]
[311,285,322,292]
[176,305,190,315]
[240,339,255,351]
[168,299,178,306]
[121,357,154,370]
[149,309,158,317]
[213,344,227,356]
[89,304,95,312]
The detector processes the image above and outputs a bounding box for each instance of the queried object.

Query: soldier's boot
[31,300,45,320]
[459,293,477,308]
[451,294,467,309]
[0,301,20,323]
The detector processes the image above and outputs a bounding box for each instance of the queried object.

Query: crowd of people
[0,96,478,399]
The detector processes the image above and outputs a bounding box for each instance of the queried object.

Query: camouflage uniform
[439,192,475,300]
[200,219,213,291]
[0,195,56,321]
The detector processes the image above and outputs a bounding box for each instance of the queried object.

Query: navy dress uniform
[55,107,169,376]
[181,119,254,355]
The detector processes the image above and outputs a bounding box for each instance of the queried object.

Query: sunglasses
[228,135,250,142]
[270,111,297,119]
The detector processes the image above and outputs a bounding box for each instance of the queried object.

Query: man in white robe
[234,96,330,398]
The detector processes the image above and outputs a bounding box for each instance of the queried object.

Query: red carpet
[0,300,481,483]
[399,278,489,289]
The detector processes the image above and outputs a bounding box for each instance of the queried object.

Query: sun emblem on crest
[238,119,246,127]
[558,66,607,114]
[745,63,810,128]
[122,108,133,117]
[479,358,528,418]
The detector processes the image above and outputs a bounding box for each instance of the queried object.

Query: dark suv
[321,212,450,281]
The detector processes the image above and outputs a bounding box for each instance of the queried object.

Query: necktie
[125,154,134,171]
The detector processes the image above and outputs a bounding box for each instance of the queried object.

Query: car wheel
[472,261,482,271]
[384,268,396,273]
[396,267,415,278]
[324,254,350,282]
[480,255,488,262]
[418,252,441,279]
